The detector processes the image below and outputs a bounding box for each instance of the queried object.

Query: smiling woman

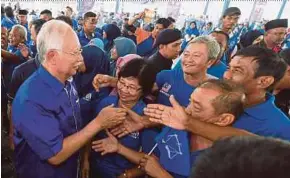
[87,58,156,178]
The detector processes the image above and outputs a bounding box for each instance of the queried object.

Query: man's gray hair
[12,25,27,41]
[189,35,221,61]
[36,20,73,63]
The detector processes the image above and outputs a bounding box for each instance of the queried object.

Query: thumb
[105,104,114,109]
[169,95,182,110]
[105,129,114,138]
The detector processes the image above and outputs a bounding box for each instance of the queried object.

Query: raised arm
[145,95,255,141]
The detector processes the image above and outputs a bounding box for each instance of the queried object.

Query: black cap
[18,9,28,15]
[154,29,182,48]
[223,7,241,17]
[265,19,288,31]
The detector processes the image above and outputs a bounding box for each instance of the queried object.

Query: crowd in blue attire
[1,4,290,178]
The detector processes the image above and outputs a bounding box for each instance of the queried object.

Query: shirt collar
[38,65,65,95]
[244,93,276,119]
[80,29,94,40]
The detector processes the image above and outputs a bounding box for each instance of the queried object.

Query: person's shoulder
[14,59,37,74]
[99,95,118,107]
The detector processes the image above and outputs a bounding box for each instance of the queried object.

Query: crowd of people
[1,3,290,178]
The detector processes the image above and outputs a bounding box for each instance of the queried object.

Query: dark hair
[31,19,46,35]
[155,18,171,29]
[124,18,129,21]
[207,22,213,26]
[84,11,96,20]
[118,58,155,95]
[198,79,245,119]
[210,30,230,45]
[234,46,287,91]
[56,15,73,28]
[40,9,52,16]
[192,136,290,178]
[167,17,176,23]
[190,21,197,26]
[279,48,290,66]
[66,6,73,12]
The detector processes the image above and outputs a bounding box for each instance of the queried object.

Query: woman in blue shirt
[85,58,156,178]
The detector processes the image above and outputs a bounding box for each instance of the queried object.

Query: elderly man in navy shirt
[12,20,127,178]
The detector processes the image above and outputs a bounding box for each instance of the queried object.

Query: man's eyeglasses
[52,48,83,56]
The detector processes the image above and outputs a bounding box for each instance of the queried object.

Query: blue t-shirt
[90,95,147,178]
[234,94,290,141]
[207,61,227,79]
[155,69,196,176]
[12,66,82,178]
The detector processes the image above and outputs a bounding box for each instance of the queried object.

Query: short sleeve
[156,70,172,89]
[12,100,63,160]
[95,96,117,116]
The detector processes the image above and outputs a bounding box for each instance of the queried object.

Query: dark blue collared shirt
[12,65,82,178]
[77,29,102,47]
[8,55,40,102]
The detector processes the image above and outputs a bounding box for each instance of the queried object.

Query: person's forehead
[120,77,139,85]
[230,55,256,67]
[186,43,207,53]
[225,14,240,19]
[155,24,164,28]
[192,87,221,104]
[270,27,287,33]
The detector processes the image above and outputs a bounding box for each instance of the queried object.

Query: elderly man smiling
[12,20,127,178]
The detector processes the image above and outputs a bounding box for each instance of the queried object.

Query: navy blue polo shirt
[77,29,102,47]
[90,95,147,178]
[12,65,82,178]
[234,94,290,140]
[155,69,196,177]
[8,55,40,102]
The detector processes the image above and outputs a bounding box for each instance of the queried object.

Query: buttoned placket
[64,80,81,178]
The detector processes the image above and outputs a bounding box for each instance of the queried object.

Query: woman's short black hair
[118,58,155,95]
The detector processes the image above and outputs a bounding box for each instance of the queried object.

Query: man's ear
[256,76,274,90]
[214,113,235,127]
[46,50,57,65]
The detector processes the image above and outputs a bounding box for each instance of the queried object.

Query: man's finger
[91,140,103,146]
[169,95,183,110]
[93,147,104,152]
[91,143,104,150]
[117,130,129,138]
[149,118,163,124]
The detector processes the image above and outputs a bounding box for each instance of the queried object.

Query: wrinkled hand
[139,155,164,178]
[18,43,29,58]
[144,95,189,130]
[81,158,90,178]
[92,130,119,155]
[92,74,115,92]
[97,104,127,129]
[110,109,145,138]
